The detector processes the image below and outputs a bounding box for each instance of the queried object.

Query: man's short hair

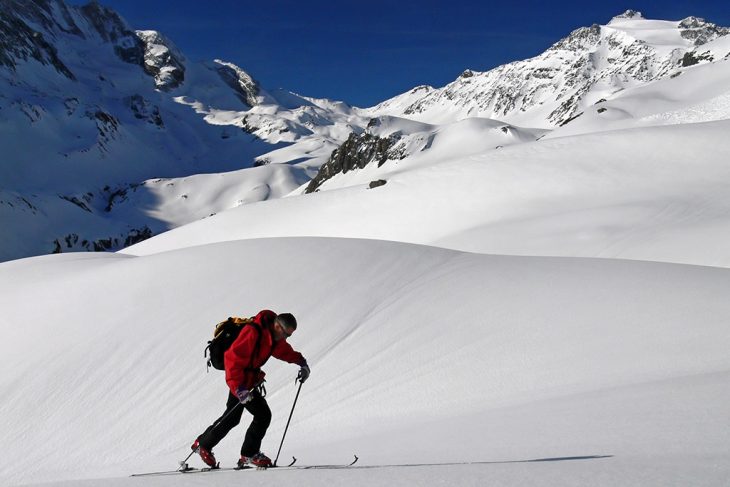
[276,313,297,330]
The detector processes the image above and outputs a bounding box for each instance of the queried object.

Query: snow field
[1,237,729,485]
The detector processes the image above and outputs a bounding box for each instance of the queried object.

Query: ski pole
[178,449,197,470]
[273,379,304,467]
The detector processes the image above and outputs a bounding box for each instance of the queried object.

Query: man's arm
[272,339,310,382]
[271,339,305,365]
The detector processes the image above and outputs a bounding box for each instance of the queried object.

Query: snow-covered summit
[609,9,645,22]
[370,11,730,127]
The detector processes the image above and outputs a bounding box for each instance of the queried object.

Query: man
[192,310,310,469]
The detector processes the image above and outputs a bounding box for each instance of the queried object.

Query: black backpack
[204,316,256,371]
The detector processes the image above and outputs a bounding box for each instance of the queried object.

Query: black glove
[298,363,311,383]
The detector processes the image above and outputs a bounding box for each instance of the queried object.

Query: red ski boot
[237,452,272,469]
[191,439,217,467]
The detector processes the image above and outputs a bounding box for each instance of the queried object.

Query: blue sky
[69,1,730,107]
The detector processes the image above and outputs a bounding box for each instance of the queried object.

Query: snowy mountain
[3,3,730,264]
[546,33,730,138]
[303,10,730,196]
[0,0,368,261]
[370,10,730,127]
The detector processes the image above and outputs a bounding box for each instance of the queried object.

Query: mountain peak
[611,9,645,22]
[136,30,186,90]
[678,16,730,45]
[78,0,133,43]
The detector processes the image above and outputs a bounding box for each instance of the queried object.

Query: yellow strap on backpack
[213,316,253,338]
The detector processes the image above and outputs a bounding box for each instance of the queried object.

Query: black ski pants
[197,389,272,457]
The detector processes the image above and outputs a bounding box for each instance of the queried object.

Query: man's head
[272,313,297,341]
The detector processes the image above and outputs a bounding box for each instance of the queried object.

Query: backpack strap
[242,318,274,387]
[246,320,263,368]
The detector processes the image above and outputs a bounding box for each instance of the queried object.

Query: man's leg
[240,390,272,456]
[198,392,244,450]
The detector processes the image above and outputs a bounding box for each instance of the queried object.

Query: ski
[131,465,254,477]
[130,465,228,477]
[285,455,359,470]
[130,455,357,477]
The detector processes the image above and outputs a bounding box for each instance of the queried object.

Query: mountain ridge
[370,10,730,127]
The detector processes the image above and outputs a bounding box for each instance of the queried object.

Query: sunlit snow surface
[123,120,730,268]
[1,238,729,486]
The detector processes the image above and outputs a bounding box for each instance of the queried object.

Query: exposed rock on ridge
[136,30,185,90]
[213,59,259,107]
[305,132,403,193]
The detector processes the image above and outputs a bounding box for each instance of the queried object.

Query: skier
[191,310,310,469]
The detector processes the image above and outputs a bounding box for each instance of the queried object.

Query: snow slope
[1,237,729,486]
[548,54,730,138]
[122,119,730,268]
[364,115,547,165]
[0,162,311,262]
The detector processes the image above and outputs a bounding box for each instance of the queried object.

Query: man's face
[273,319,294,342]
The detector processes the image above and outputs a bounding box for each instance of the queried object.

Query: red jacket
[224,310,305,394]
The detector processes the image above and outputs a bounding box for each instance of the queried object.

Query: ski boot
[237,452,272,469]
[191,439,217,468]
